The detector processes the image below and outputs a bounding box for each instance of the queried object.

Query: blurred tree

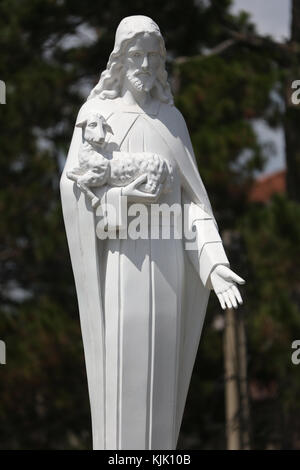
[174,0,300,450]
[174,4,280,450]
[0,0,299,450]
[240,195,300,449]
[283,0,300,202]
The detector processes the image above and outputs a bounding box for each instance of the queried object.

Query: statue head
[76,112,113,147]
[87,16,173,104]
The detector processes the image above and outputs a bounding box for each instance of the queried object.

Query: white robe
[60,96,229,450]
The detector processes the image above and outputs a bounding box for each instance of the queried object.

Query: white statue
[67,111,174,208]
[60,15,245,450]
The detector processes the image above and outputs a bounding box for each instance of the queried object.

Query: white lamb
[67,112,174,207]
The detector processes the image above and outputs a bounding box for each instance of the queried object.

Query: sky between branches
[232,0,291,176]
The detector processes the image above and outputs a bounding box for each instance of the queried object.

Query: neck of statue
[120,81,151,108]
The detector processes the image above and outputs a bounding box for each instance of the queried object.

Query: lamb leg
[67,172,100,208]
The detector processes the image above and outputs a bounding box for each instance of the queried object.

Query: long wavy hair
[87,31,173,104]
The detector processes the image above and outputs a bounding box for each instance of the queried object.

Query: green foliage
[175,51,279,226]
[239,196,300,448]
[0,0,299,450]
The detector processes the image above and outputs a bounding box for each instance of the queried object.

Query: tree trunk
[284,0,300,202]
[291,0,300,42]
[237,312,251,449]
[224,308,241,450]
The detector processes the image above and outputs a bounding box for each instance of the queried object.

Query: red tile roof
[248,170,286,203]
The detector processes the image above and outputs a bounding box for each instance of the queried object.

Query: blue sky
[232,0,291,41]
[232,0,291,175]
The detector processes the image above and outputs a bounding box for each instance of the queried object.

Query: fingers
[216,285,243,310]
[132,174,147,188]
[124,176,163,203]
[134,183,163,202]
[228,287,238,309]
[229,271,246,285]
[217,293,226,310]
[223,291,232,309]
[232,285,243,305]
[215,266,245,285]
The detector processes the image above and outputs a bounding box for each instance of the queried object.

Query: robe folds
[60,96,229,450]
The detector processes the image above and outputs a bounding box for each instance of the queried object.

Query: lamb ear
[104,122,114,135]
[76,117,87,128]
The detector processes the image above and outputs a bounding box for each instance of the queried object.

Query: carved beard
[126,69,155,93]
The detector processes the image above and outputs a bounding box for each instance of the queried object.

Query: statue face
[123,34,161,93]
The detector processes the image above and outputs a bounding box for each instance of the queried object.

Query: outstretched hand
[122,174,163,204]
[209,265,245,310]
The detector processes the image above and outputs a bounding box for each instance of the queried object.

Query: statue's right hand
[122,174,162,204]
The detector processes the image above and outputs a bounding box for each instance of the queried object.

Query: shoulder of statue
[76,97,117,122]
[159,101,185,120]
[158,102,189,134]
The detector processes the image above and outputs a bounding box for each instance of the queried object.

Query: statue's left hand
[209,265,245,310]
